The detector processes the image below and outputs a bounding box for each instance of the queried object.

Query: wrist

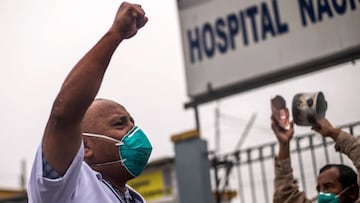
[329,128,341,141]
[106,29,125,43]
[279,142,290,148]
[277,143,290,160]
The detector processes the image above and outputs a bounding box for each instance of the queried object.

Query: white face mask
[82,126,152,177]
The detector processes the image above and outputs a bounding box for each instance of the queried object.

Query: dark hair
[319,164,359,193]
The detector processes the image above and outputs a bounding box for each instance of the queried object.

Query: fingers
[316,118,330,125]
[311,126,320,134]
[271,115,279,132]
[131,4,148,29]
[289,120,294,127]
[272,117,286,135]
[312,118,327,131]
[136,16,148,29]
[113,2,148,39]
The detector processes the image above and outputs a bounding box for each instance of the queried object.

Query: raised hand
[312,118,341,141]
[271,115,294,145]
[110,2,148,40]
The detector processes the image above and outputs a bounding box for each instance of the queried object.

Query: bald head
[81,99,133,134]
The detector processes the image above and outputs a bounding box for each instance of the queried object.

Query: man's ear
[349,186,358,201]
[344,186,358,202]
[83,137,94,160]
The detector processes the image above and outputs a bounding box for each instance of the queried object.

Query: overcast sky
[0,0,359,189]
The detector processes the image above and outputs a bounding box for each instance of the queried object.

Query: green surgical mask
[83,126,152,177]
[318,192,339,203]
[318,185,353,203]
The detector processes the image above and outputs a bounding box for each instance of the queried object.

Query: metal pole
[213,157,221,203]
[309,136,318,179]
[194,105,201,132]
[235,152,245,203]
[296,138,307,194]
[259,147,270,203]
[322,137,330,164]
[247,150,257,203]
[215,103,220,155]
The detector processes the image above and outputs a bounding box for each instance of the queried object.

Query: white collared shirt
[27,142,145,203]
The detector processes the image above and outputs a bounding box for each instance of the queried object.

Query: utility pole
[215,102,221,155]
[20,159,26,190]
[235,113,257,151]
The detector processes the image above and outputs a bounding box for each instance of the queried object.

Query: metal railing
[210,121,360,203]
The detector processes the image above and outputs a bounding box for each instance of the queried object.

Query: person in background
[272,117,360,203]
[27,2,152,203]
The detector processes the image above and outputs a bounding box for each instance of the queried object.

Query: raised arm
[271,115,294,160]
[311,119,341,140]
[42,2,148,176]
[312,118,360,201]
[272,115,311,203]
